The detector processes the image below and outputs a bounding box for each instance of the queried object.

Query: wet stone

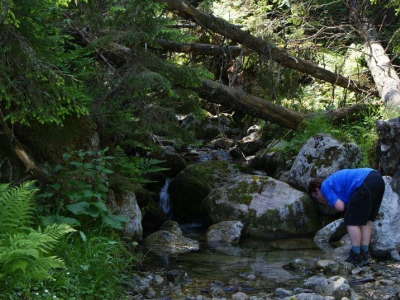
[274,287,293,297]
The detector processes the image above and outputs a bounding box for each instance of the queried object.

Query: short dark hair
[307,178,324,195]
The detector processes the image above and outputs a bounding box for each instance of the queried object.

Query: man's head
[307,178,323,194]
[308,178,325,203]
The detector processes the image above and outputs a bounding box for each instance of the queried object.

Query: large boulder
[371,176,400,258]
[376,117,400,192]
[288,134,362,191]
[313,177,400,260]
[202,174,321,239]
[169,160,253,223]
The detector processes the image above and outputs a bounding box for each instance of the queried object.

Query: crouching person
[308,168,385,266]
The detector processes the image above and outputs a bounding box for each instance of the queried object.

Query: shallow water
[139,226,332,297]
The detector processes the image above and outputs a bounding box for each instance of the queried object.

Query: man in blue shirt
[308,168,385,267]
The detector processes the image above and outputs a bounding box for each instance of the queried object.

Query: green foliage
[277,111,380,168]
[0,0,93,126]
[39,146,167,230]
[370,0,400,14]
[108,146,168,194]
[74,0,211,149]
[51,234,136,299]
[338,110,382,167]
[0,232,136,299]
[39,148,128,230]
[0,181,75,287]
[277,115,341,158]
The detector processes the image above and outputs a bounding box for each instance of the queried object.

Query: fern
[108,147,168,193]
[0,182,75,284]
[0,181,36,234]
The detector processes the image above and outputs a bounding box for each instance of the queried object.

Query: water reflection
[139,227,330,297]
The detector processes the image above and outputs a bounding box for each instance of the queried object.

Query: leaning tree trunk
[157,39,247,57]
[154,0,375,96]
[348,0,400,109]
[364,28,400,109]
[67,20,371,129]
[197,79,369,129]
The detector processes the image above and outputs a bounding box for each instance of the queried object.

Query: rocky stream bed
[124,236,400,300]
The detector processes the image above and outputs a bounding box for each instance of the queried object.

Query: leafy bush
[39,148,128,230]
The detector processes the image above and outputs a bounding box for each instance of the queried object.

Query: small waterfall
[159,178,173,219]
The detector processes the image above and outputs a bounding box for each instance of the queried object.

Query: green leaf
[66,202,90,215]
[79,230,87,242]
[83,163,95,169]
[40,215,80,227]
[102,214,128,230]
[54,165,65,172]
[36,192,54,199]
[69,162,83,168]
[96,184,108,193]
[91,201,108,212]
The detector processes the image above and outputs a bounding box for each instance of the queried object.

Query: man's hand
[333,199,346,211]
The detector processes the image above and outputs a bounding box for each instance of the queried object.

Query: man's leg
[360,221,371,245]
[347,225,361,249]
[345,225,363,266]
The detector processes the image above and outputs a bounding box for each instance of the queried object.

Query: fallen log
[154,0,376,96]
[197,79,369,129]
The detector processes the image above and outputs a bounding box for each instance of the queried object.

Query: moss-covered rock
[202,174,322,239]
[169,160,253,224]
[288,134,362,192]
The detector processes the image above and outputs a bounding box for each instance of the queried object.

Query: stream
[138,225,331,298]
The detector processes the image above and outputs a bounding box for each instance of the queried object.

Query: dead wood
[154,0,376,96]
[197,79,369,129]
[156,39,247,57]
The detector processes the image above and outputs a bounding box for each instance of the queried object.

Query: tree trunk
[154,0,376,96]
[157,39,247,57]
[364,28,400,109]
[0,109,47,183]
[348,0,400,108]
[197,79,369,129]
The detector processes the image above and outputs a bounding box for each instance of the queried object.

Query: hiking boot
[345,250,364,267]
[361,250,371,266]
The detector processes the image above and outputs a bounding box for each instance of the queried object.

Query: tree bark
[364,28,400,109]
[154,0,376,96]
[157,39,247,57]
[68,14,371,129]
[0,109,47,183]
[197,79,369,129]
[348,1,400,109]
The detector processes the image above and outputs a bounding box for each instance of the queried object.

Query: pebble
[128,259,400,299]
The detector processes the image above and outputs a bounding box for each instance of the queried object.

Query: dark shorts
[344,171,385,226]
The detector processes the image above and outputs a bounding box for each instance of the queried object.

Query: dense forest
[1,0,400,298]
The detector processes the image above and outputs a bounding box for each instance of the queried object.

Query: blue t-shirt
[321,168,375,209]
